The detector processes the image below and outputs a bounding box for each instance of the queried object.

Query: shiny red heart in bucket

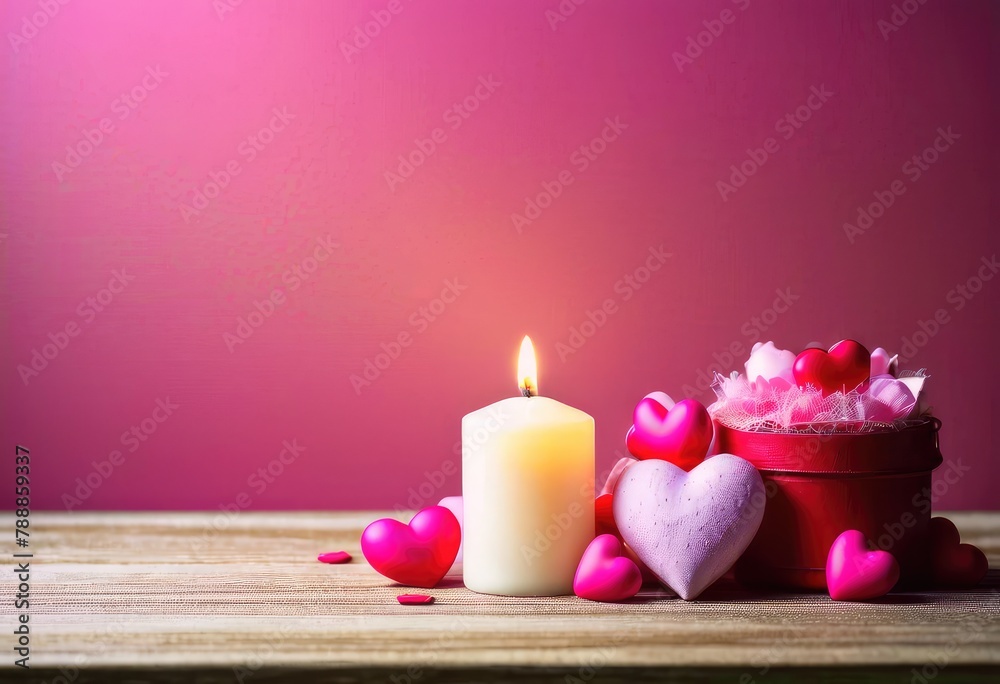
[361,506,460,588]
[929,517,988,587]
[793,340,871,395]
[626,397,713,470]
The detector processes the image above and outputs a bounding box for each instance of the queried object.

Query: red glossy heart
[360,506,461,588]
[595,493,618,537]
[929,517,988,587]
[793,340,871,395]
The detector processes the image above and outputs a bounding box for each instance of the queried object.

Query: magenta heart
[826,530,899,601]
[361,506,461,588]
[626,397,713,470]
[793,340,871,395]
[573,534,642,602]
[613,455,765,600]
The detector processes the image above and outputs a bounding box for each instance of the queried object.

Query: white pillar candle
[462,336,595,596]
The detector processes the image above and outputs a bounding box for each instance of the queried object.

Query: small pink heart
[361,506,460,588]
[826,530,899,601]
[317,551,352,564]
[397,594,435,605]
[626,397,713,470]
[573,534,642,602]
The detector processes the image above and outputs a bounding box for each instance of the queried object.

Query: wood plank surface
[1,511,998,683]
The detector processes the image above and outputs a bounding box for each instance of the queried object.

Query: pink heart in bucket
[864,377,916,422]
[825,530,899,601]
[361,506,461,588]
[870,347,897,378]
[573,534,642,602]
[613,455,765,600]
[626,397,713,470]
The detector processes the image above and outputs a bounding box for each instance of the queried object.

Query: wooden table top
[3,510,998,683]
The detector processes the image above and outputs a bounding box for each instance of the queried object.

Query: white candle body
[462,396,594,596]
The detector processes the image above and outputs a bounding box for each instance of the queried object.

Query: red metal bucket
[717,418,943,591]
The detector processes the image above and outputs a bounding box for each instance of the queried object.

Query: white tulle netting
[708,370,929,434]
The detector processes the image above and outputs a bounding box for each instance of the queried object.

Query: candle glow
[518,335,538,397]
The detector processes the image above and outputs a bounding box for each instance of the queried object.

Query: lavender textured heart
[612,455,765,600]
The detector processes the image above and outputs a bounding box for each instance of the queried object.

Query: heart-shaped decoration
[745,341,796,385]
[573,534,643,602]
[929,517,988,587]
[595,493,618,537]
[613,454,765,600]
[864,377,916,423]
[626,397,713,470]
[361,506,461,588]
[793,340,871,395]
[825,530,899,600]
[437,495,464,577]
[594,493,657,584]
[870,347,898,377]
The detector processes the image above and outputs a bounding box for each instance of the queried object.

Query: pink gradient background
[1,0,997,511]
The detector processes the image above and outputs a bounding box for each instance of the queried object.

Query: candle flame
[517,335,538,397]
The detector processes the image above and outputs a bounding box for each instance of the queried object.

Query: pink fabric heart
[864,377,916,423]
[573,534,642,602]
[361,506,461,588]
[613,454,765,600]
[826,530,899,601]
[745,341,796,385]
[870,347,897,378]
[626,397,713,470]
[753,375,793,392]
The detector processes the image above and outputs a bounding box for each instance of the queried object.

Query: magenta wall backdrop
[1,0,997,512]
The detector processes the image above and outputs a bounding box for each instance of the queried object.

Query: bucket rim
[716,416,943,475]
[714,415,941,437]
